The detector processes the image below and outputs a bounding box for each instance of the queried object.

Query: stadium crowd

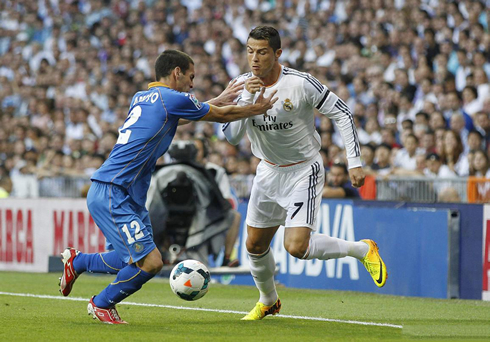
[0,0,489,200]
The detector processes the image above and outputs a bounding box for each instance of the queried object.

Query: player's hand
[254,88,278,115]
[245,76,264,94]
[213,79,244,106]
[348,167,365,188]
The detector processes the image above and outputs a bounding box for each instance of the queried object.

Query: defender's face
[176,64,195,92]
[246,38,281,78]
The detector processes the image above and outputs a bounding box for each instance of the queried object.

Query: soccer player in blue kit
[59,50,277,324]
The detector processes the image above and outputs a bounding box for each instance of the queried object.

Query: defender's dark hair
[248,26,281,52]
[154,50,194,81]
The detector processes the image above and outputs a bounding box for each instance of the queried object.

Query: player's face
[246,38,281,78]
[176,64,195,92]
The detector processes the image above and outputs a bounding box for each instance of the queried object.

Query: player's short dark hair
[154,50,194,81]
[248,26,281,52]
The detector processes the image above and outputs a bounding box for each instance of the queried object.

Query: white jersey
[222,66,361,168]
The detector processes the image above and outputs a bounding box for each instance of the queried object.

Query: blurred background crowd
[0,0,489,201]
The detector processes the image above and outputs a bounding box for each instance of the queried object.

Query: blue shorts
[87,181,156,264]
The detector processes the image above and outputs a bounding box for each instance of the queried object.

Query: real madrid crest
[283,98,293,112]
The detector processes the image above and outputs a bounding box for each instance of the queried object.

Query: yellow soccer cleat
[241,298,281,320]
[361,239,387,287]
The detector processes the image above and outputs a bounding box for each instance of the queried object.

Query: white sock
[347,240,370,259]
[303,234,369,260]
[248,248,277,306]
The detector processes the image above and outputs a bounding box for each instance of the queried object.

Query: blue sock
[93,263,155,308]
[73,251,127,275]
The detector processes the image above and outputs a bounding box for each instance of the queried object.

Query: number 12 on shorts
[121,220,144,244]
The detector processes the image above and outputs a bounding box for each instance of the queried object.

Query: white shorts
[246,153,324,230]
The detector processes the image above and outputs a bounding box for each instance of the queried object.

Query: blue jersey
[91,82,210,206]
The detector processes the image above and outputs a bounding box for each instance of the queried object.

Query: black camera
[167,141,197,162]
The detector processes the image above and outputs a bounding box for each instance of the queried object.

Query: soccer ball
[169,260,210,301]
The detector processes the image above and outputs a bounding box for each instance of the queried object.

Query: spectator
[474,112,490,148]
[437,187,461,203]
[441,129,470,176]
[372,143,392,176]
[421,129,437,155]
[396,93,418,129]
[468,130,485,152]
[394,68,416,102]
[380,127,400,149]
[394,133,421,171]
[10,160,39,198]
[360,144,376,171]
[424,153,457,178]
[0,166,12,198]
[358,117,382,145]
[473,68,490,104]
[429,111,447,131]
[413,78,438,113]
[322,161,360,199]
[462,85,483,117]
[0,0,487,203]
[424,152,459,200]
[471,149,490,178]
[444,91,474,132]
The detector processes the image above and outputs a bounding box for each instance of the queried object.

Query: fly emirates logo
[252,115,293,132]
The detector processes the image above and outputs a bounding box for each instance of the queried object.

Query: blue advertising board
[223,199,451,299]
[360,200,483,300]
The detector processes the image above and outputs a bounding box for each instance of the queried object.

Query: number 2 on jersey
[117,105,142,145]
[121,220,145,244]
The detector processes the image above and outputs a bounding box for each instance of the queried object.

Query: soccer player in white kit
[222,26,388,320]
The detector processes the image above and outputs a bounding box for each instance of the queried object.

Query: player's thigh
[284,158,324,230]
[87,182,156,264]
[246,165,287,228]
[246,224,280,254]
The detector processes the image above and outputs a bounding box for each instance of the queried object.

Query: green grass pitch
[1,271,490,341]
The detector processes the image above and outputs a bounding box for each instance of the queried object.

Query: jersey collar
[264,65,283,88]
[148,82,170,89]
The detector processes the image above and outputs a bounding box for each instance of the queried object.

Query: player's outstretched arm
[178,119,191,126]
[202,88,277,123]
[206,79,245,106]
